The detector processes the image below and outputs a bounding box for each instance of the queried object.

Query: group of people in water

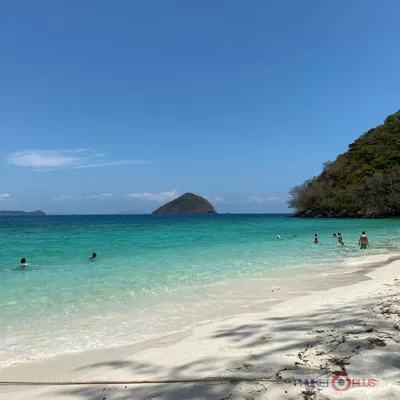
[20,252,97,267]
[277,231,369,249]
[313,232,344,245]
[20,232,371,266]
[313,231,369,248]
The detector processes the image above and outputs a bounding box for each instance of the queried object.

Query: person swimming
[277,235,281,240]
[313,234,319,244]
[20,257,28,266]
[89,252,97,260]
[359,231,369,249]
[333,233,337,238]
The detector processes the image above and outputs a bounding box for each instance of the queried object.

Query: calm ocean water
[1,214,399,366]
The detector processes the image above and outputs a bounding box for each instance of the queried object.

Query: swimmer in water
[20,257,27,266]
[277,235,281,240]
[333,233,337,238]
[89,252,97,260]
[359,231,369,249]
[313,234,319,244]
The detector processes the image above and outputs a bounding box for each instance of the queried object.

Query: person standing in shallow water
[359,231,369,249]
[338,232,344,246]
[313,234,319,244]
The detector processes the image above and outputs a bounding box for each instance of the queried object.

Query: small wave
[343,252,400,267]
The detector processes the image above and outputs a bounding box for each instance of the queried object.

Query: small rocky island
[152,193,217,215]
[0,210,46,216]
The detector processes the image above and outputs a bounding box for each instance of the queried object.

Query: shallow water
[1,214,399,366]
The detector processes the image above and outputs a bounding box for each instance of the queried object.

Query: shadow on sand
[43,285,400,399]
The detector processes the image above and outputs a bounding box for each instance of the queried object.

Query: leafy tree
[288,110,400,217]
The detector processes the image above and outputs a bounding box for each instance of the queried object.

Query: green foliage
[152,193,217,214]
[288,110,400,217]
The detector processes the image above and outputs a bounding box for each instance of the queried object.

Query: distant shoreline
[0,210,46,216]
[44,212,294,216]
[291,215,400,219]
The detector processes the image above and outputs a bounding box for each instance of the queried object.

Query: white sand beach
[2,260,400,399]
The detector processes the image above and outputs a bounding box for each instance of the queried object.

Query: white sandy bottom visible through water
[2,214,400,373]
[2,257,400,399]
[6,253,400,369]
[1,252,399,368]
[0,253,388,367]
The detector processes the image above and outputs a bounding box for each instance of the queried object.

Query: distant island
[288,109,400,218]
[152,193,217,215]
[0,210,46,216]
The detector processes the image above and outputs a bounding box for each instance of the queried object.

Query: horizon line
[34,212,294,216]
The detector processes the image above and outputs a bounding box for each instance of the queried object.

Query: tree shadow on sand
[48,287,400,399]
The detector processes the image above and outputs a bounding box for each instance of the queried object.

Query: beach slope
[2,261,400,399]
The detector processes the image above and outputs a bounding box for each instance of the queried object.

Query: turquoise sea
[1,214,400,366]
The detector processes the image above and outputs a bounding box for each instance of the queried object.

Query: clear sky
[1,0,400,214]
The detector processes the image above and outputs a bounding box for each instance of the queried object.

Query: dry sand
[2,260,400,399]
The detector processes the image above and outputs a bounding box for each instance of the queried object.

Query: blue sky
[1,0,400,214]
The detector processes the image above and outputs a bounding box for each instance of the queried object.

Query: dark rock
[152,193,217,215]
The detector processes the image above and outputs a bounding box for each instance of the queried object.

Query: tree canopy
[288,110,400,218]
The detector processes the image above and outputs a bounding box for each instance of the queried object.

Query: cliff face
[288,110,400,218]
[152,193,217,215]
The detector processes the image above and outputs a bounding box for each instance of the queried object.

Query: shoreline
[1,253,400,362]
[2,213,400,371]
[2,251,399,369]
[2,257,400,398]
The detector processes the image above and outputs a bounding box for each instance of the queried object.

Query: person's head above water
[362,231,366,235]
[92,253,97,257]
[20,258,26,264]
